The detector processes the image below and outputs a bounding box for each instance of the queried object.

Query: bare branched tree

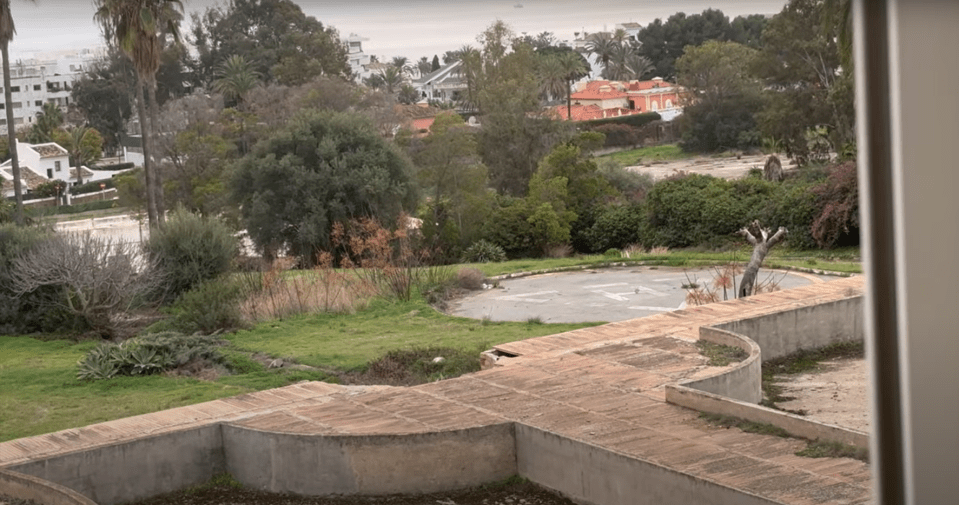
[737,220,787,298]
[9,233,163,337]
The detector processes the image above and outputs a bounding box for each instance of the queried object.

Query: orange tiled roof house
[552,78,689,122]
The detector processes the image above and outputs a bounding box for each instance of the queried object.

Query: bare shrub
[622,243,645,258]
[457,268,486,290]
[649,246,670,255]
[545,243,573,259]
[683,262,782,307]
[238,258,375,323]
[10,232,163,338]
[332,216,431,302]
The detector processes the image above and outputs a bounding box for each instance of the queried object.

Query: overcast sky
[7,0,787,61]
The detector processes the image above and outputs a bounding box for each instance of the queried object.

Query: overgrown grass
[597,144,690,166]
[762,341,865,409]
[696,341,749,367]
[224,296,596,372]
[700,413,869,462]
[1,295,597,442]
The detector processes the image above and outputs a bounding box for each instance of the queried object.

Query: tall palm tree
[606,43,652,81]
[213,54,260,108]
[536,55,566,105]
[0,1,24,225]
[585,32,617,78]
[27,101,63,143]
[558,51,588,120]
[95,0,182,229]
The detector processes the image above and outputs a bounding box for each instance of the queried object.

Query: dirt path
[775,358,870,432]
[626,153,797,180]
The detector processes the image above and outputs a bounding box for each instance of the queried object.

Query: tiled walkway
[0,277,871,505]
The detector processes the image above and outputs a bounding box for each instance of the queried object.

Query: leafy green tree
[635,8,741,81]
[676,40,762,152]
[190,0,349,87]
[72,50,136,153]
[231,110,418,264]
[752,0,853,164]
[409,112,489,256]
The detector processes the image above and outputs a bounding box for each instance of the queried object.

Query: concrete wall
[679,327,762,404]
[222,423,516,496]
[0,469,96,505]
[515,425,779,505]
[665,386,869,449]
[665,295,866,449]
[8,425,225,505]
[715,296,863,362]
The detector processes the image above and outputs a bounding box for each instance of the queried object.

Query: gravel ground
[0,495,39,505]
[132,480,576,505]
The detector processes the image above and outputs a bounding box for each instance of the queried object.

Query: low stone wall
[666,294,867,449]
[515,425,779,505]
[678,326,762,404]
[7,425,225,505]
[0,469,96,505]
[223,423,517,496]
[715,296,863,362]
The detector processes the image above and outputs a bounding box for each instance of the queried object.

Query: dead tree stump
[738,220,788,298]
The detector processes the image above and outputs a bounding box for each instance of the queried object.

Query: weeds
[699,413,869,462]
[696,340,748,366]
[762,341,865,410]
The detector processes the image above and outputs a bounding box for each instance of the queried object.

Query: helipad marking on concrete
[591,290,631,301]
[496,290,558,303]
[636,286,668,297]
[585,282,628,289]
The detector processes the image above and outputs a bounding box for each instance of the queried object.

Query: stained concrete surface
[450,266,836,323]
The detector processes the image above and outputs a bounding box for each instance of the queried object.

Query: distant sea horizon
[9,0,785,63]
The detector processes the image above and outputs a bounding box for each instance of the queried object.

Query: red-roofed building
[556,78,690,122]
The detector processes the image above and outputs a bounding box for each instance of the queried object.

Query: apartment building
[0,49,102,135]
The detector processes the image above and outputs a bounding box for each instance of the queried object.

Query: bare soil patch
[627,153,798,181]
[132,479,575,505]
[775,357,870,432]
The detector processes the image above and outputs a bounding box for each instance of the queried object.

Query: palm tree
[213,55,260,107]
[67,126,100,185]
[536,55,566,105]
[558,51,588,120]
[606,43,652,81]
[585,32,617,78]
[95,0,183,228]
[0,1,24,224]
[27,102,63,143]
[379,66,404,94]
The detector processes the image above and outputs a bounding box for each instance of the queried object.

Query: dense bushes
[579,112,661,128]
[590,124,642,148]
[143,207,238,303]
[70,178,116,195]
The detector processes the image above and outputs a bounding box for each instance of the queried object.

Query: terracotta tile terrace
[0,276,872,505]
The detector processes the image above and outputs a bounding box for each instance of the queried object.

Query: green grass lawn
[0,296,598,442]
[597,144,691,167]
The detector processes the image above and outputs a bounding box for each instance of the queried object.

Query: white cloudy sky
[8,0,787,61]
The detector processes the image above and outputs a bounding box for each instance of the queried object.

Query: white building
[0,140,122,198]
[0,49,103,135]
[344,33,374,82]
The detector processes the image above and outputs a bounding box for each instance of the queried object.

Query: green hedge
[25,199,117,218]
[578,111,660,128]
[70,178,116,195]
[90,162,135,171]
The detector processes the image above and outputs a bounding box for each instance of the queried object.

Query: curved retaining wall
[0,469,97,505]
[665,294,868,449]
[222,423,517,496]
